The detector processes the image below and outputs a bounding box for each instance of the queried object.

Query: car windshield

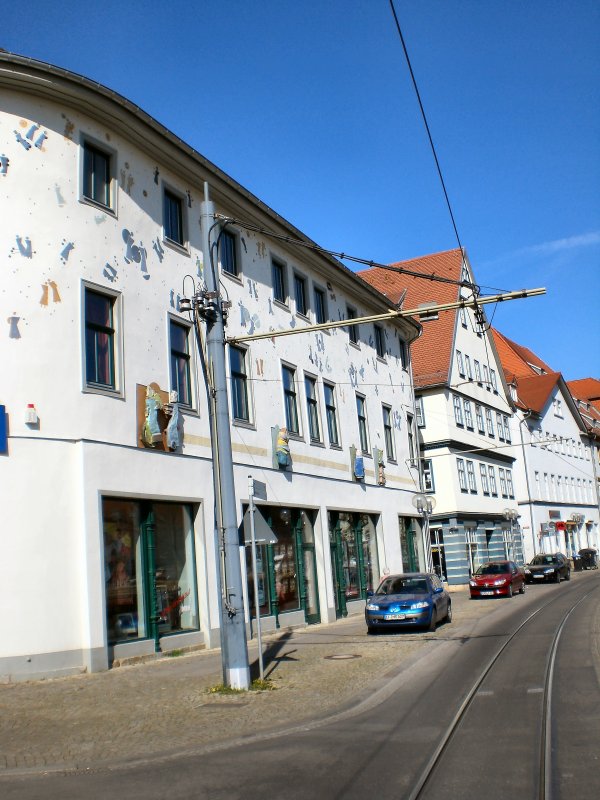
[530,555,557,565]
[475,563,509,575]
[377,577,429,595]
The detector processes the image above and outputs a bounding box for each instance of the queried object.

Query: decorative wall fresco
[0,155,9,175]
[54,184,65,206]
[40,280,61,306]
[152,237,165,262]
[60,241,75,263]
[9,236,33,259]
[7,313,21,339]
[103,261,118,282]
[122,229,149,279]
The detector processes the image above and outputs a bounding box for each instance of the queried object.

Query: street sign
[242,506,277,545]
[251,479,267,501]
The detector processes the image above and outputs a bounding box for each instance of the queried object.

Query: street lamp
[412,493,436,574]
[503,508,519,561]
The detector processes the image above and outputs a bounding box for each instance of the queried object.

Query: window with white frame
[347,305,359,345]
[456,350,465,377]
[460,307,468,328]
[554,398,563,417]
[490,369,498,393]
[230,345,250,422]
[170,319,193,408]
[480,463,490,494]
[488,465,498,496]
[415,396,425,427]
[82,140,113,210]
[483,364,490,388]
[476,404,485,434]
[497,412,505,441]
[374,324,386,359]
[407,413,416,464]
[356,393,369,453]
[220,229,239,277]
[474,359,482,384]
[84,286,119,391]
[467,460,477,492]
[499,468,508,497]
[305,375,321,443]
[382,404,395,461]
[485,408,495,437]
[283,364,300,435]
[399,339,409,370]
[503,416,511,443]
[163,188,185,246]
[422,458,435,492]
[464,399,474,429]
[457,458,468,491]
[534,471,540,498]
[272,258,287,305]
[324,382,340,447]
[506,469,514,498]
[465,355,473,380]
[294,273,308,317]
[313,285,327,324]
[557,475,563,501]
[453,395,464,426]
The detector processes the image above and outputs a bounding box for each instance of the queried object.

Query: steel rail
[407,583,599,800]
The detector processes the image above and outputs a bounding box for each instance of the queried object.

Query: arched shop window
[328,511,379,618]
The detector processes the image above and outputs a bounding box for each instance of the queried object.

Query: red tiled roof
[358,249,464,387]
[567,378,600,402]
[514,371,561,414]
[491,329,553,378]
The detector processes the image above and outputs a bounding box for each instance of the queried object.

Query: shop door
[429,528,447,581]
[292,512,321,625]
[400,519,419,572]
[330,539,347,619]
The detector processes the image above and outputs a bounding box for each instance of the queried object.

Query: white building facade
[0,53,425,681]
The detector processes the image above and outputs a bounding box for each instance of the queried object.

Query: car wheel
[445,603,452,624]
[508,585,513,598]
[565,570,571,581]
[556,572,561,583]
[427,610,437,632]
[519,581,526,594]
[367,625,378,635]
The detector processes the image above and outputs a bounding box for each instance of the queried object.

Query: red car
[469,561,526,599]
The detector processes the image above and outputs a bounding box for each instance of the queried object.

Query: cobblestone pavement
[0,590,508,775]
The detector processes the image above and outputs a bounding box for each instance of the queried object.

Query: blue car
[365,572,452,633]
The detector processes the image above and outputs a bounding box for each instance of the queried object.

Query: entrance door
[400,517,419,572]
[293,511,321,625]
[429,528,447,581]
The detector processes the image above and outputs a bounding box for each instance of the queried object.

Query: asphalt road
[4,574,599,800]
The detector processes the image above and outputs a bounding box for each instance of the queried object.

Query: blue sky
[3,0,599,380]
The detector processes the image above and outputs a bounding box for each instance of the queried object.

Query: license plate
[533,574,544,579]
[384,614,406,620]
[480,591,493,596]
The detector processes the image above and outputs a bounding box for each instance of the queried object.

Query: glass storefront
[244,506,320,625]
[103,498,198,645]
[329,511,379,618]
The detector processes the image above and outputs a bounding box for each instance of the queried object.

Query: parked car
[524,552,571,583]
[469,561,525,599]
[365,572,451,633]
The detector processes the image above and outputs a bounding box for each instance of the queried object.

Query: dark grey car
[524,552,571,583]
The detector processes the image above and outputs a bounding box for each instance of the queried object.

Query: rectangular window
[347,305,359,345]
[407,413,416,464]
[282,365,299,435]
[294,273,308,316]
[488,465,498,496]
[305,375,321,443]
[457,458,467,491]
[220,230,239,276]
[383,404,395,461]
[170,320,192,407]
[476,404,485,434]
[314,286,327,324]
[272,259,287,304]
[485,408,495,437]
[324,382,340,447]
[103,498,198,644]
[85,288,116,389]
[453,395,464,426]
[490,369,498,393]
[466,460,477,492]
[415,396,425,427]
[374,324,385,359]
[474,360,482,384]
[465,355,473,380]
[460,307,468,328]
[456,350,465,377]
[506,470,515,498]
[504,416,511,443]
[422,458,435,492]
[83,141,111,208]
[230,345,250,422]
[499,468,508,497]
[483,364,490,389]
[399,339,409,370]
[497,412,505,441]
[464,399,474,429]
[480,463,490,494]
[163,189,184,246]
[356,394,369,453]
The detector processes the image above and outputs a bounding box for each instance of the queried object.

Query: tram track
[407,580,600,800]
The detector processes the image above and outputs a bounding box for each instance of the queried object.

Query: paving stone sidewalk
[0,591,498,774]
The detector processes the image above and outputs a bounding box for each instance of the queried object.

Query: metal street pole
[200,184,250,689]
[248,476,264,681]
